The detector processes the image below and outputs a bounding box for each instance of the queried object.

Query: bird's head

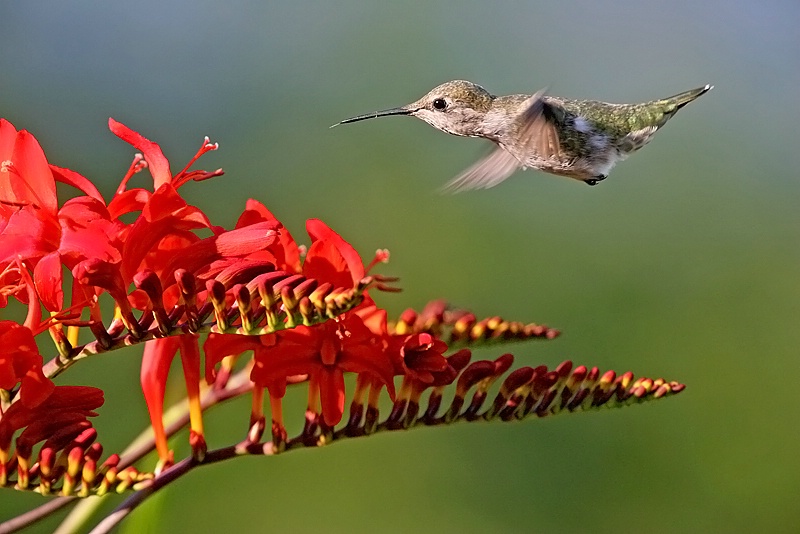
[334,80,495,137]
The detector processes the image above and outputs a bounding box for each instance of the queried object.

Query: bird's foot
[584,174,607,186]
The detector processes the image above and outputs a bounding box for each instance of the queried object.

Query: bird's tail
[635,84,713,130]
[661,84,714,112]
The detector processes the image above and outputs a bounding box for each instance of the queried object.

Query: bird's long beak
[331,106,412,128]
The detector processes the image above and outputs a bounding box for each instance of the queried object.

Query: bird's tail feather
[663,84,714,111]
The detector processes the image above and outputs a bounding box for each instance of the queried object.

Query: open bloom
[0,321,54,408]
[250,312,395,427]
[397,333,449,385]
[0,119,118,313]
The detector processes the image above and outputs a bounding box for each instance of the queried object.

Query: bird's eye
[432,98,447,110]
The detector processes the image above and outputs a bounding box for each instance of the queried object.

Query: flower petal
[33,251,64,312]
[318,367,345,427]
[141,337,181,461]
[58,197,123,266]
[236,200,301,272]
[0,321,55,408]
[304,219,364,287]
[0,206,60,265]
[0,125,57,214]
[109,118,172,189]
[49,165,105,203]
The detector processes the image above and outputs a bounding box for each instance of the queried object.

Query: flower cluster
[0,116,684,531]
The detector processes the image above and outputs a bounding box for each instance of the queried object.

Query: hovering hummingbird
[333,80,712,192]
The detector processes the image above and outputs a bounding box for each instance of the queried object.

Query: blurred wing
[439,144,522,194]
[518,88,562,160]
[439,89,561,194]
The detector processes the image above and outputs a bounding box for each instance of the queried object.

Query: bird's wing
[518,88,562,161]
[439,142,522,193]
[439,89,560,194]
[617,125,658,154]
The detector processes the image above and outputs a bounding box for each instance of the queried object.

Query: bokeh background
[1,1,798,532]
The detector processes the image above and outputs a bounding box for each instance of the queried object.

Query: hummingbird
[333,80,712,192]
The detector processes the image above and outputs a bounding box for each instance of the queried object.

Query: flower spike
[392,300,560,347]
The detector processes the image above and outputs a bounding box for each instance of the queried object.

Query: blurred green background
[2,1,799,532]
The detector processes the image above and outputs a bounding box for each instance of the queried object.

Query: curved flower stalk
[0,117,686,533]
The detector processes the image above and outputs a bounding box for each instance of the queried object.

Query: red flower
[40,198,123,310]
[0,321,54,408]
[108,117,222,193]
[303,219,365,288]
[109,186,278,313]
[397,333,449,385]
[0,119,121,313]
[1,116,425,476]
[119,184,215,284]
[141,336,204,463]
[234,208,365,289]
[163,217,280,287]
[250,313,395,427]
[0,119,58,215]
[235,200,301,273]
[203,332,277,385]
[108,118,173,190]
[0,385,103,468]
